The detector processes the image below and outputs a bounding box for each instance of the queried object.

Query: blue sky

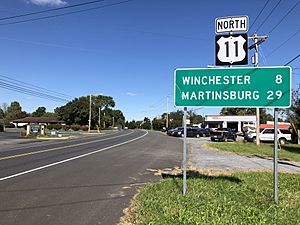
[0,0,299,121]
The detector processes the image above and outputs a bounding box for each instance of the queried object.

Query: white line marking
[0,131,148,182]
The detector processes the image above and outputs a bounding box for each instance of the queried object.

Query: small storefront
[204,115,256,132]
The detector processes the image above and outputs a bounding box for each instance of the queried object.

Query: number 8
[276,75,282,84]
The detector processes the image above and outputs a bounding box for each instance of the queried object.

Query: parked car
[167,127,183,136]
[172,127,185,137]
[244,128,292,145]
[173,127,203,138]
[195,128,211,137]
[210,128,237,142]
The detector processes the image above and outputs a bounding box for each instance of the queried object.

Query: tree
[0,108,4,119]
[169,110,184,128]
[127,120,137,129]
[55,95,116,127]
[111,109,125,128]
[99,108,125,128]
[286,88,300,129]
[141,117,151,130]
[5,101,27,122]
[32,107,46,117]
[189,111,204,125]
[152,117,165,130]
[0,108,4,127]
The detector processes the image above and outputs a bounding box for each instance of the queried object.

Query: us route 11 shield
[215,33,248,66]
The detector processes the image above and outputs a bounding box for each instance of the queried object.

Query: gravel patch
[188,137,300,173]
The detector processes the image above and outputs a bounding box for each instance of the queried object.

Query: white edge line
[0,130,148,182]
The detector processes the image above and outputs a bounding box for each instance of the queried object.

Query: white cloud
[127,92,136,97]
[28,0,67,6]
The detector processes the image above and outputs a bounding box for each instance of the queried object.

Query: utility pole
[98,107,101,133]
[103,112,106,129]
[88,94,92,132]
[166,96,169,128]
[249,33,268,145]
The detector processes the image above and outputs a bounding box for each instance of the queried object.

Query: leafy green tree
[189,111,204,125]
[141,117,151,130]
[169,110,184,128]
[99,108,125,128]
[286,88,300,129]
[32,106,46,117]
[43,112,58,118]
[127,120,137,129]
[0,108,4,127]
[0,108,4,119]
[152,117,165,130]
[112,109,125,128]
[5,101,27,122]
[55,95,116,127]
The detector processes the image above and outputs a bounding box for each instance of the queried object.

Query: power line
[284,54,300,66]
[0,0,135,26]
[255,0,282,32]
[0,75,74,103]
[267,0,300,34]
[0,81,69,103]
[0,74,74,99]
[249,0,270,31]
[0,0,108,21]
[267,29,300,56]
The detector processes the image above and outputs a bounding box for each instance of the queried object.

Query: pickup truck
[244,128,292,145]
[210,128,237,142]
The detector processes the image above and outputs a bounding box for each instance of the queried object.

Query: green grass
[207,141,300,162]
[128,172,300,225]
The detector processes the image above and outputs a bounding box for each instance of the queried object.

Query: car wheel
[196,134,200,138]
[211,138,215,142]
[252,137,256,143]
[181,134,184,138]
[279,138,286,145]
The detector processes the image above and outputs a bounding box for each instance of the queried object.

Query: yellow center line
[0,130,135,161]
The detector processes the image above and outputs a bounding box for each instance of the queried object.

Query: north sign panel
[215,15,248,33]
[174,67,291,108]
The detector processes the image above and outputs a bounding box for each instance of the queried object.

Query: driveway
[0,128,38,147]
[188,137,300,173]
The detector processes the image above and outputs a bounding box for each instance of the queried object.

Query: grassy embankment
[207,141,300,162]
[121,141,300,224]
[122,172,300,225]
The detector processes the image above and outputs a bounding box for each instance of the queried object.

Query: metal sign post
[183,107,187,195]
[274,108,279,204]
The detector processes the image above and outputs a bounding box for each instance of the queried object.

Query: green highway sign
[174,66,291,108]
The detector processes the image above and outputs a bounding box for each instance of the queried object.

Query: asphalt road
[0,130,182,225]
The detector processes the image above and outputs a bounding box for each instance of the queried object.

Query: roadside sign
[174,66,291,108]
[215,16,248,33]
[216,33,248,65]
